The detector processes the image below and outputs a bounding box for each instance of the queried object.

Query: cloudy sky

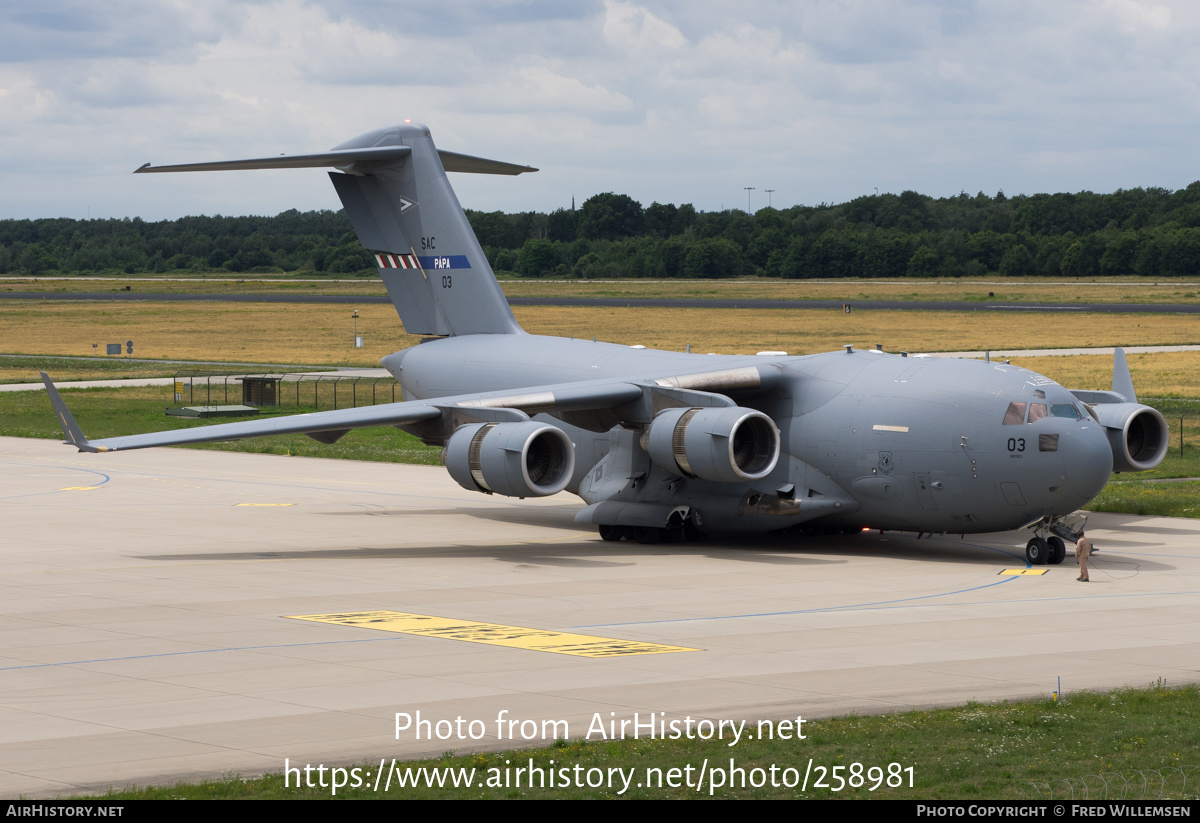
[2,0,1199,220]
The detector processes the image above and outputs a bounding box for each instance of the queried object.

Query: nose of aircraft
[1059,423,1113,507]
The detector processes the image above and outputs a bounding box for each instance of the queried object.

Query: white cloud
[602,1,687,50]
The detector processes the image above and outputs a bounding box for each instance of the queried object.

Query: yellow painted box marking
[999,568,1049,576]
[287,610,699,658]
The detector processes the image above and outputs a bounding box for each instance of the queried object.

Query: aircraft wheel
[633,526,660,544]
[1026,537,1050,565]
[1047,536,1066,565]
[660,527,682,544]
[598,524,623,542]
[683,521,708,543]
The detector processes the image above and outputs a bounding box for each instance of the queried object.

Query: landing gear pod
[645,406,780,483]
[1091,403,1170,472]
[445,422,575,497]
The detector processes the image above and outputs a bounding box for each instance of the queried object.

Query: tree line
[4,183,1200,279]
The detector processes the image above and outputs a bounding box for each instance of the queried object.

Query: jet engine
[1089,403,1169,472]
[644,406,780,483]
[444,421,575,497]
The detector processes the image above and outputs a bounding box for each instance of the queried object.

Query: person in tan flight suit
[1076,530,1092,582]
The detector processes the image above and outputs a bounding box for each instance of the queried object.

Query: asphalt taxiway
[1,436,1198,796]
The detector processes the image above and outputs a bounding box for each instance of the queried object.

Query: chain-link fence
[1143,398,1200,460]
[171,370,401,410]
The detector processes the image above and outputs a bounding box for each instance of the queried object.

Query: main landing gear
[597,520,708,544]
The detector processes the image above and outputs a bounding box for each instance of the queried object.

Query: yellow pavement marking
[288,610,700,658]
[234,503,296,507]
[999,568,1049,576]
[58,486,101,491]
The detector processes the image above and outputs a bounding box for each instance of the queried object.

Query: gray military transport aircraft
[42,122,1171,565]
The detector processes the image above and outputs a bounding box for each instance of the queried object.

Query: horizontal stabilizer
[437,150,538,175]
[134,146,412,174]
[135,147,535,176]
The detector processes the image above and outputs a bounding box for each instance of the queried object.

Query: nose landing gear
[1025,513,1085,565]
[1025,535,1067,565]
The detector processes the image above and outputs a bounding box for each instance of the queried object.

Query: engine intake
[645,406,780,483]
[445,421,575,497]
[1090,403,1169,472]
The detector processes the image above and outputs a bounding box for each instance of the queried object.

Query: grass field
[83,683,1200,800]
[0,386,443,465]
[2,300,1199,367]
[1009,354,1200,400]
[0,355,182,384]
[5,274,1200,305]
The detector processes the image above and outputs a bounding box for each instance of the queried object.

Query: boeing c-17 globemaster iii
[41,122,1170,564]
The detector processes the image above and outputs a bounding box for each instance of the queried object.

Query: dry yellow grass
[5,275,1200,304]
[514,305,1200,355]
[1007,352,1200,398]
[502,277,1200,305]
[0,301,421,367]
[2,300,1198,369]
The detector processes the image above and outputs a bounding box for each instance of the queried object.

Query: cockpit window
[1050,404,1080,419]
[1003,402,1027,425]
[1028,403,1048,422]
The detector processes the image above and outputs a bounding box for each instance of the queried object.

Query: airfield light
[744,187,755,213]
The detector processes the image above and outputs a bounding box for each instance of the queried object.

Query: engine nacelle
[645,406,780,483]
[1090,402,1169,472]
[444,421,575,497]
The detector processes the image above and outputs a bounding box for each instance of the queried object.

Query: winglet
[40,373,102,452]
[1112,347,1137,404]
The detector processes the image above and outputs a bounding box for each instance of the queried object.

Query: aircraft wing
[39,372,654,454]
[41,364,781,454]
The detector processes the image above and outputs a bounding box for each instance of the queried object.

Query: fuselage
[385,334,1113,535]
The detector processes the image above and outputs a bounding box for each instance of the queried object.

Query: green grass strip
[79,683,1200,799]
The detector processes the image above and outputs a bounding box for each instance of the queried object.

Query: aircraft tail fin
[1112,347,1137,404]
[40,373,101,453]
[325,123,534,337]
[135,123,535,337]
